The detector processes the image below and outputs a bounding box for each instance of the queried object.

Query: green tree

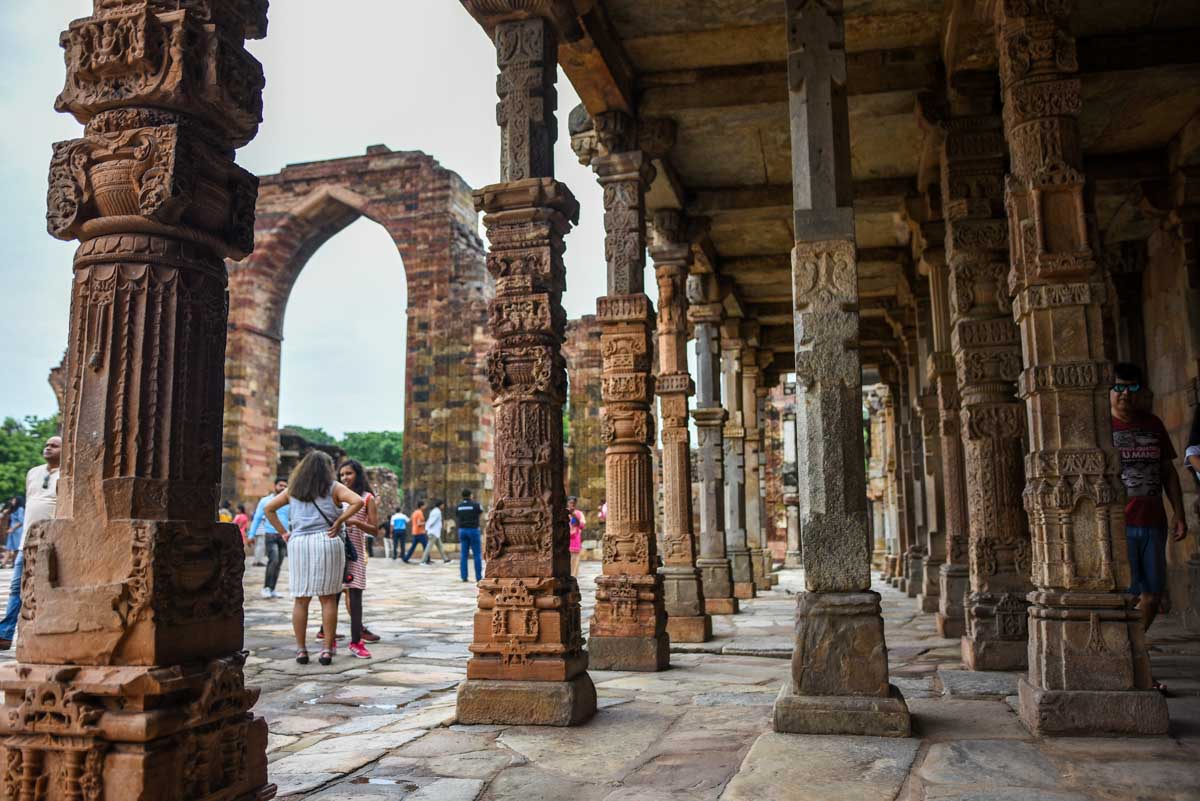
[340,430,404,484]
[281,424,336,445]
[0,415,61,498]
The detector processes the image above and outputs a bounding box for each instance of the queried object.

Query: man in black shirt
[455,489,485,583]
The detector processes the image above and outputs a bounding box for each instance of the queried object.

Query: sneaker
[260,587,272,599]
[421,562,432,567]
[360,628,381,643]
[269,590,281,598]
[348,641,372,659]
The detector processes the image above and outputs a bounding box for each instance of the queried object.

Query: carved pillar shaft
[721,322,756,599]
[0,3,275,799]
[742,341,770,592]
[782,408,803,567]
[755,383,779,585]
[902,327,928,599]
[457,10,596,726]
[690,295,739,615]
[651,212,712,642]
[585,118,669,671]
[940,73,1033,671]
[774,0,909,737]
[996,0,1165,734]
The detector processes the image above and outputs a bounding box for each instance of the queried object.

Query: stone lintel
[456,675,598,727]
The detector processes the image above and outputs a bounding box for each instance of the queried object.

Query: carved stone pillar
[890,368,914,591]
[942,72,1033,672]
[782,407,803,567]
[651,211,712,643]
[0,3,275,799]
[881,387,902,580]
[575,112,671,671]
[931,349,969,636]
[457,7,596,726]
[903,329,928,600]
[742,337,771,592]
[721,321,756,599]
[756,382,780,585]
[996,0,1166,734]
[690,289,739,615]
[774,0,909,737]
[918,386,945,614]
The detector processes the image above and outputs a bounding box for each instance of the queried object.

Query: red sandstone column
[651,211,712,642]
[995,0,1166,734]
[586,111,670,671]
[456,3,596,725]
[0,2,275,799]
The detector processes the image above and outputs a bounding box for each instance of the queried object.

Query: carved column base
[1018,590,1166,736]
[588,574,670,672]
[1186,554,1200,633]
[729,546,757,599]
[937,563,968,638]
[786,550,804,569]
[660,566,712,642]
[963,591,1029,671]
[698,558,739,615]
[905,549,925,599]
[466,577,588,683]
[0,658,274,801]
[883,554,897,580]
[918,557,943,614]
[751,547,771,591]
[456,675,597,727]
[772,592,910,737]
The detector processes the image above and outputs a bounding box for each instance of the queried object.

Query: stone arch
[222,146,494,511]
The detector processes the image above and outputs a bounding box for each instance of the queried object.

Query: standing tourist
[1110,363,1189,646]
[389,507,409,559]
[455,489,484,583]
[567,496,586,576]
[332,460,379,658]
[233,504,250,543]
[265,451,363,666]
[402,500,428,562]
[218,500,234,524]
[421,499,450,565]
[249,478,290,599]
[0,436,61,650]
[4,497,23,569]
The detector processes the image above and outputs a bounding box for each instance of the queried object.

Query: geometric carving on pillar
[940,72,1033,672]
[721,320,756,600]
[651,211,712,642]
[996,0,1167,735]
[775,0,909,737]
[1,2,276,798]
[457,12,597,726]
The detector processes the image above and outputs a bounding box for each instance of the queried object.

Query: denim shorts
[1127,525,1167,595]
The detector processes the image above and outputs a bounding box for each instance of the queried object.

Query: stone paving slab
[1,559,1198,800]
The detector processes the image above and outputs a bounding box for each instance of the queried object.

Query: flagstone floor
[2,556,1200,800]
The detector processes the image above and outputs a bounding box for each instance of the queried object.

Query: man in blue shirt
[249,478,289,599]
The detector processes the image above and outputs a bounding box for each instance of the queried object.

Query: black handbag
[315,502,358,563]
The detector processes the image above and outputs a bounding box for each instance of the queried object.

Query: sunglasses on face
[1111,383,1142,394]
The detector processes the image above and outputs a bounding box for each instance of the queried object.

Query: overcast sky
[1,2,637,437]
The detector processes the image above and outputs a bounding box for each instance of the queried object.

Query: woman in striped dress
[335,459,377,659]
[265,451,363,666]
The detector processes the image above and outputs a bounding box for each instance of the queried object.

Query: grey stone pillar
[782,409,803,568]
[773,0,909,737]
[689,282,739,616]
[721,319,756,600]
[743,338,771,592]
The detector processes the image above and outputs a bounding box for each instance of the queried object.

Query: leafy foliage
[281,424,337,445]
[340,430,404,484]
[0,416,61,499]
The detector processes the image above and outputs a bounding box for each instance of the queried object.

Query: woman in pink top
[567,496,585,576]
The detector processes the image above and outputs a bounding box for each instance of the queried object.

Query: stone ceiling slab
[1080,65,1200,154]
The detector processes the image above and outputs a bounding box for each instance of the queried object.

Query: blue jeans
[1127,525,1167,595]
[459,528,482,582]
[0,551,24,641]
[403,535,428,562]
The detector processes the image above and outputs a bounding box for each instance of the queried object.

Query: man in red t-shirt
[1110,363,1188,634]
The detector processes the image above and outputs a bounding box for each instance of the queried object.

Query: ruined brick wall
[563,315,606,514]
[223,146,492,511]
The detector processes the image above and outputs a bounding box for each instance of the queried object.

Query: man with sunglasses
[0,435,60,650]
[1110,363,1188,642]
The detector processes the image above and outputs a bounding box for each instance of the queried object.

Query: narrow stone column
[721,321,757,599]
[941,72,1033,672]
[995,0,1166,734]
[742,337,771,592]
[651,212,712,642]
[756,381,781,585]
[774,0,910,737]
[903,332,928,599]
[576,112,671,671]
[918,386,946,614]
[457,8,597,725]
[690,286,740,615]
[881,388,902,580]
[0,3,275,798]
[932,348,970,636]
[782,409,803,567]
[889,368,914,591]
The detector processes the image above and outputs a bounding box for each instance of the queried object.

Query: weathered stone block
[456,675,597,727]
[588,633,670,672]
[666,615,712,643]
[1017,678,1168,736]
[791,592,890,698]
[773,681,911,737]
